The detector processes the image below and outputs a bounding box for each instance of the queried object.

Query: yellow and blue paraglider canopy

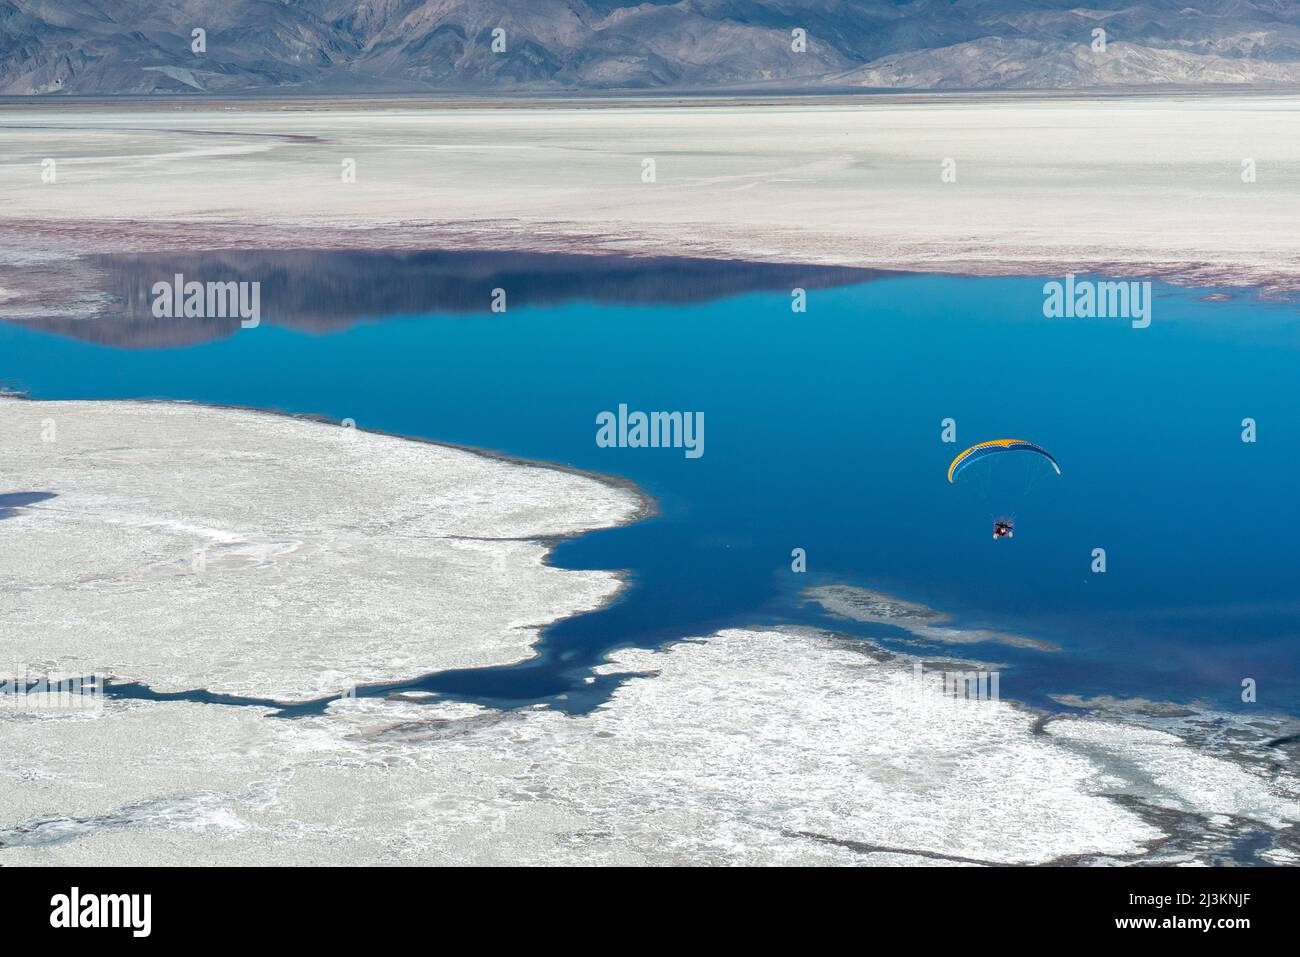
[947,439,1060,484]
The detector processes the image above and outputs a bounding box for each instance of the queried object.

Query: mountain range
[3,0,1300,95]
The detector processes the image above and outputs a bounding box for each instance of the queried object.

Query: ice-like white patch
[1045,718,1300,828]
[0,399,644,701]
[6,627,1292,866]
[806,584,1057,650]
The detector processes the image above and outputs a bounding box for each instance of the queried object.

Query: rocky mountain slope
[3,0,1299,95]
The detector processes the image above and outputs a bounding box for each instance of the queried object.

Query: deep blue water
[4,256,1299,716]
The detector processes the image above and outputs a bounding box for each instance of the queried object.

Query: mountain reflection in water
[10,249,881,349]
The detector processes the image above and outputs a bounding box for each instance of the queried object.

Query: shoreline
[4,95,1300,299]
[0,396,646,701]
[0,392,657,537]
[0,394,658,714]
[172,397,660,530]
[3,218,1296,309]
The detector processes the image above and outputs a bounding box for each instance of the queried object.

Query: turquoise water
[4,257,1299,715]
